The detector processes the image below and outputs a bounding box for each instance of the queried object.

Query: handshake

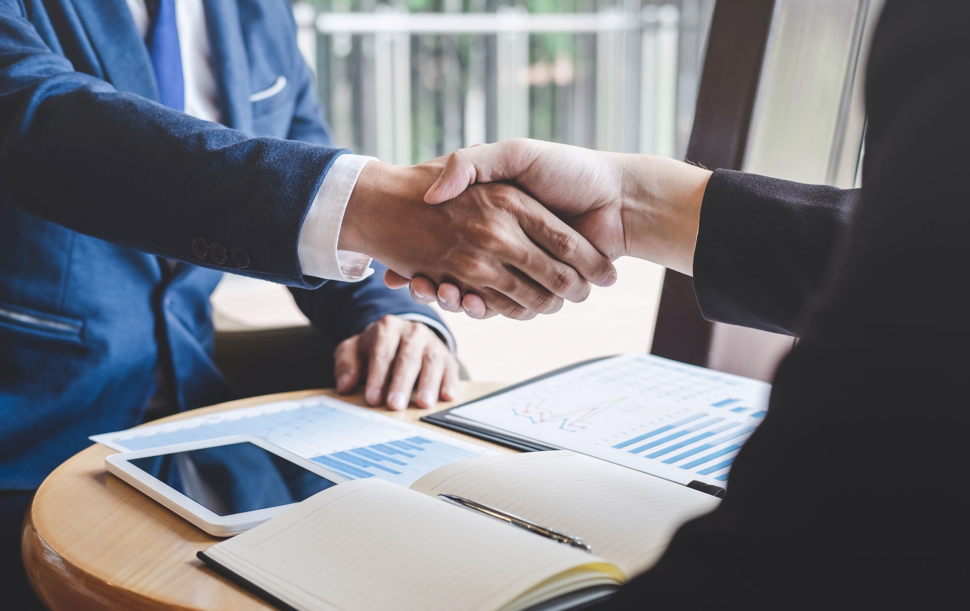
[340,139,712,319]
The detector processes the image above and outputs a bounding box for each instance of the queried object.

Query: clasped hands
[343,138,710,320]
[335,139,711,410]
[338,144,620,321]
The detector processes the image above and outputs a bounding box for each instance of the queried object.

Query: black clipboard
[421,356,613,452]
[422,355,727,499]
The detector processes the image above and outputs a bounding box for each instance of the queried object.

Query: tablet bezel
[105,434,349,537]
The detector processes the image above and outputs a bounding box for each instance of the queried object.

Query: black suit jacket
[597,1,969,608]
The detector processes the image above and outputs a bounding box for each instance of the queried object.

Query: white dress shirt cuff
[298,154,378,281]
[398,313,457,355]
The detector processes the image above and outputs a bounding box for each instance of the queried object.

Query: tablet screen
[128,441,338,516]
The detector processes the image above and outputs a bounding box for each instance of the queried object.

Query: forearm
[0,14,342,286]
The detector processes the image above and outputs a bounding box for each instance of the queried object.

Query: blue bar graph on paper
[106,398,483,488]
[716,474,729,481]
[313,436,479,487]
[698,457,735,475]
[750,410,767,418]
[351,447,406,466]
[730,407,749,413]
[647,431,717,459]
[671,425,756,469]
[612,413,708,449]
[681,443,742,470]
[332,451,401,475]
[661,423,740,463]
[712,398,740,408]
[313,455,375,479]
[628,417,722,454]
[389,440,421,451]
[372,443,414,458]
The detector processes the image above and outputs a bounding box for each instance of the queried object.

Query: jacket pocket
[0,301,84,344]
[249,75,288,103]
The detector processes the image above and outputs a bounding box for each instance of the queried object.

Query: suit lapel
[69,0,159,101]
[203,0,253,133]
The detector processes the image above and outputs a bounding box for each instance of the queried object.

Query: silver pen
[438,493,592,553]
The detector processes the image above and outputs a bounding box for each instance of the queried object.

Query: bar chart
[312,436,481,487]
[611,408,760,482]
[449,353,772,488]
[93,396,490,487]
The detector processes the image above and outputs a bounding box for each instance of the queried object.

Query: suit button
[210,242,228,265]
[191,237,208,260]
[231,247,250,269]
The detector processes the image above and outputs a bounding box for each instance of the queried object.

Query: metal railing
[295,2,709,165]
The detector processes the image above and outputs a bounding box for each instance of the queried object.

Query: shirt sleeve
[297,154,377,281]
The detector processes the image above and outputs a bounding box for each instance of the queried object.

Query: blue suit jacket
[0,0,444,491]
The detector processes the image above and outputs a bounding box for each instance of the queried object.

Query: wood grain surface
[22,383,508,611]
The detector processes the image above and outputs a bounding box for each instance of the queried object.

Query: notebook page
[410,451,720,575]
[205,479,621,611]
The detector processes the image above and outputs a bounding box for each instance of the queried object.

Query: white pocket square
[249,75,287,102]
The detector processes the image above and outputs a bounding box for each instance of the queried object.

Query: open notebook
[199,451,719,611]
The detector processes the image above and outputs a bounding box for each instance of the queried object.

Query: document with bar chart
[441,353,771,488]
[92,396,491,487]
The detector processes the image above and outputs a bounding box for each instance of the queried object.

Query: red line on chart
[511,398,627,432]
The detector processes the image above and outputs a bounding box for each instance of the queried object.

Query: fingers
[441,358,460,402]
[514,239,590,304]
[518,204,617,290]
[352,316,457,411]
[363,318,403,407]
[461,293,487,319]
[486,263,564,316]
[475,287,539,321]
[385,325,429,411]
[403,278,495,320]
[383,269,410,289]
[407,278,496,321]
[436,283,463,312]
[409,276,438,305]
[414,347,448,409]
[333,336,362,394]
[425,140,538,204]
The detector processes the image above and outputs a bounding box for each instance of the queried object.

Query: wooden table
[22,383,508,611]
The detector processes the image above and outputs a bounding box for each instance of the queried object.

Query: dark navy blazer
[0,0,444,491]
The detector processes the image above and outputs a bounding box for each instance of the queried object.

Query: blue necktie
[147,0,184,111]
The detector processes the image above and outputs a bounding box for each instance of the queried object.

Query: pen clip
[438,494,592,553]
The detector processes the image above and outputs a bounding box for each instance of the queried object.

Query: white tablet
[105,435,349,536]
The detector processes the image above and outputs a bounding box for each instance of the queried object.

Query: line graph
[511,397,627,432]
[450,353,772,487]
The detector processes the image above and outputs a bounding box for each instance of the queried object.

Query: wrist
[338,160,385,256]
[339,161,442,258]
[619,155,711,275]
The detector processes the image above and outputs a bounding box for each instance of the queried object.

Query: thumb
[424,140,534,204]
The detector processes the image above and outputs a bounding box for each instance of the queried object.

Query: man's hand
[334,315,458,410]
[388,139,711,318]
[338,159,617,320]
